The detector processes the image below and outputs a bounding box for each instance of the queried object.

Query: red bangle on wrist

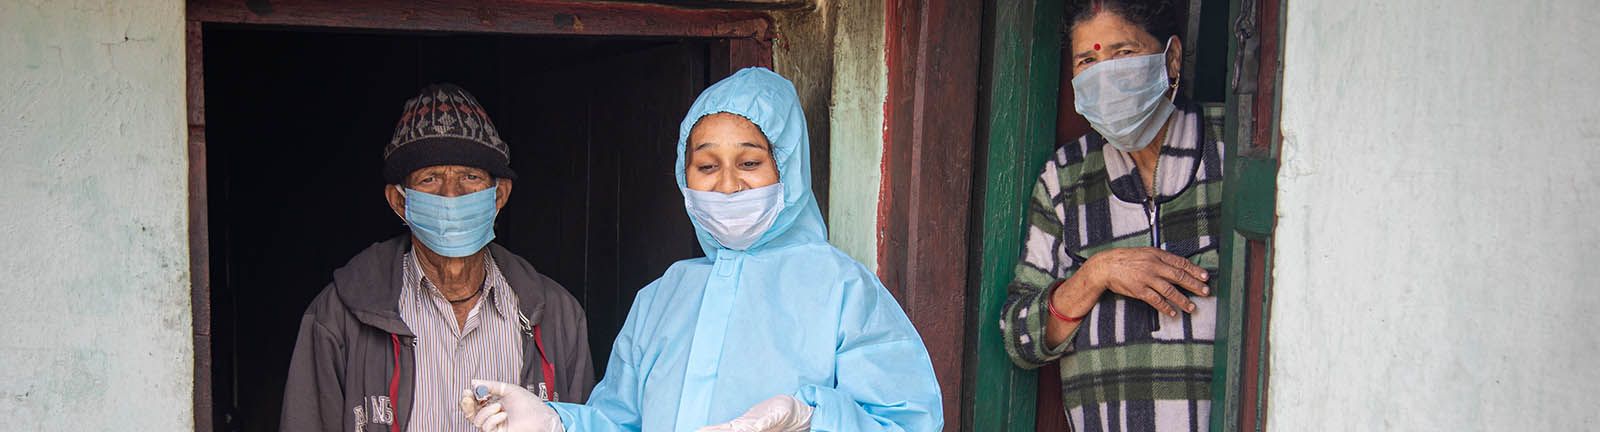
[1046,280,1085,323]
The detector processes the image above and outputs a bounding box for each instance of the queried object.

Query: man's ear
[494,178,513,211]
[385,184,407,223]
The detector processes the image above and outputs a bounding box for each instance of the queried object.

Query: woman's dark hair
[1064,0,1187,46]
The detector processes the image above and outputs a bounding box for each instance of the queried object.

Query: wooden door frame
[878,0,983,430]
[185,1,772,430]
[1210,0,1283,430]
[967,0,1061,430]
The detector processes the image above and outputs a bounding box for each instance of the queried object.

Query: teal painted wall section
[1274,0,1600,429]
[0,1,192,430]
[826,0,886,271]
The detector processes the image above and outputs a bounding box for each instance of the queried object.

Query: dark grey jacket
[280,236,595,431]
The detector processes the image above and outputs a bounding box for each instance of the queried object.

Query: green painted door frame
[969,0,1061,430]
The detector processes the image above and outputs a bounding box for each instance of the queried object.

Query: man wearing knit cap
[281,84,595,432]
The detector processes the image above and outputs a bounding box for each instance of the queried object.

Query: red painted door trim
[879,0,983,429]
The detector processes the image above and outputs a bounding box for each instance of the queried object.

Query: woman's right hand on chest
[1076,247,1211,317]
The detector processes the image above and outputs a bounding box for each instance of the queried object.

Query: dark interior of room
[204,26,712,431]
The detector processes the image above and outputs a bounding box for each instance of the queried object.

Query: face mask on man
[1072,38,1178,152]
[399,185,499,257]
[682,183,786,251]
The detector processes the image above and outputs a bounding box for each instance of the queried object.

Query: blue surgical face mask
[1072,38,1178,152]
[683,183,786,251]
[400,185,499,257]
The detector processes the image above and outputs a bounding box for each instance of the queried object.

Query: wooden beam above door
[188,0,775,39]
[611,0,812,10]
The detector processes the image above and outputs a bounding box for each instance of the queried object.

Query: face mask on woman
[682,183,786,250]
[1072,38,1178,152]
[399,185,499,257]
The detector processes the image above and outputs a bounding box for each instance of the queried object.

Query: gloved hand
[457,379,566,432]
[696,395,814,432]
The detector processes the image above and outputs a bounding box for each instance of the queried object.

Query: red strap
[533,325,557,402]
[389,334,402,432]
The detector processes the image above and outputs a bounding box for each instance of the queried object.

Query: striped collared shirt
[398,251,523,432]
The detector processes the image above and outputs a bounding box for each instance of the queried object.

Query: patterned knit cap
[384,83,516,184]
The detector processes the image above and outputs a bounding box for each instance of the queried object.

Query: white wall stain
[0,0,191,430]
[1274,0,1600,429]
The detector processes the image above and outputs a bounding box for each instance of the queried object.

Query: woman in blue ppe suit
[460,67,943,432]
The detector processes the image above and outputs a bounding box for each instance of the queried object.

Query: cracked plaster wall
[0,0,191,430]
[1272,0,1600,429]
[822,0,884,270]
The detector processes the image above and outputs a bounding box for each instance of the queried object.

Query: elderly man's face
[384,164,514,224]
[404,165,495,197]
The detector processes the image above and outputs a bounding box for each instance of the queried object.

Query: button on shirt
[398,251,523,432]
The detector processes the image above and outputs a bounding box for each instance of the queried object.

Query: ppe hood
[674,68,827,257]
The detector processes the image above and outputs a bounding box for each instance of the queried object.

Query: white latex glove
[457,379,566,432]
[696,395,814,432]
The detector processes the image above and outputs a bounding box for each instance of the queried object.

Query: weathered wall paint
[1273,1,1600,429]
[772,0,836,234]
[826,0,886,270]
[0,1,192,430]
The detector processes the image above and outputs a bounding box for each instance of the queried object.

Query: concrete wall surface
[0,0,192,430]
[826,0,886,270]
[771,0,838,260]
[1273,1,1600,429]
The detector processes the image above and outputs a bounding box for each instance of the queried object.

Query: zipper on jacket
[1130,149,1164,250]
[1145,155,1163,330]
[1144,199,1162,248]
[388,333,402,432]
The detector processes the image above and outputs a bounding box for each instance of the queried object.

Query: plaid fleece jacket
[1001,103,1225,432]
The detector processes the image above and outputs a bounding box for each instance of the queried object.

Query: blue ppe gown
[547,68,943,432]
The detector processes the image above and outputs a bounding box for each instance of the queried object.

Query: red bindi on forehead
[1094,43,1101,51]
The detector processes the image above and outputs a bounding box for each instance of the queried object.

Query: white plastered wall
[826,0,886,271]
[1272,0,1600,429]
[0,0,192,430]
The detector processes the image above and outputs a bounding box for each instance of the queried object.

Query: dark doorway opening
[203,26,714,431]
